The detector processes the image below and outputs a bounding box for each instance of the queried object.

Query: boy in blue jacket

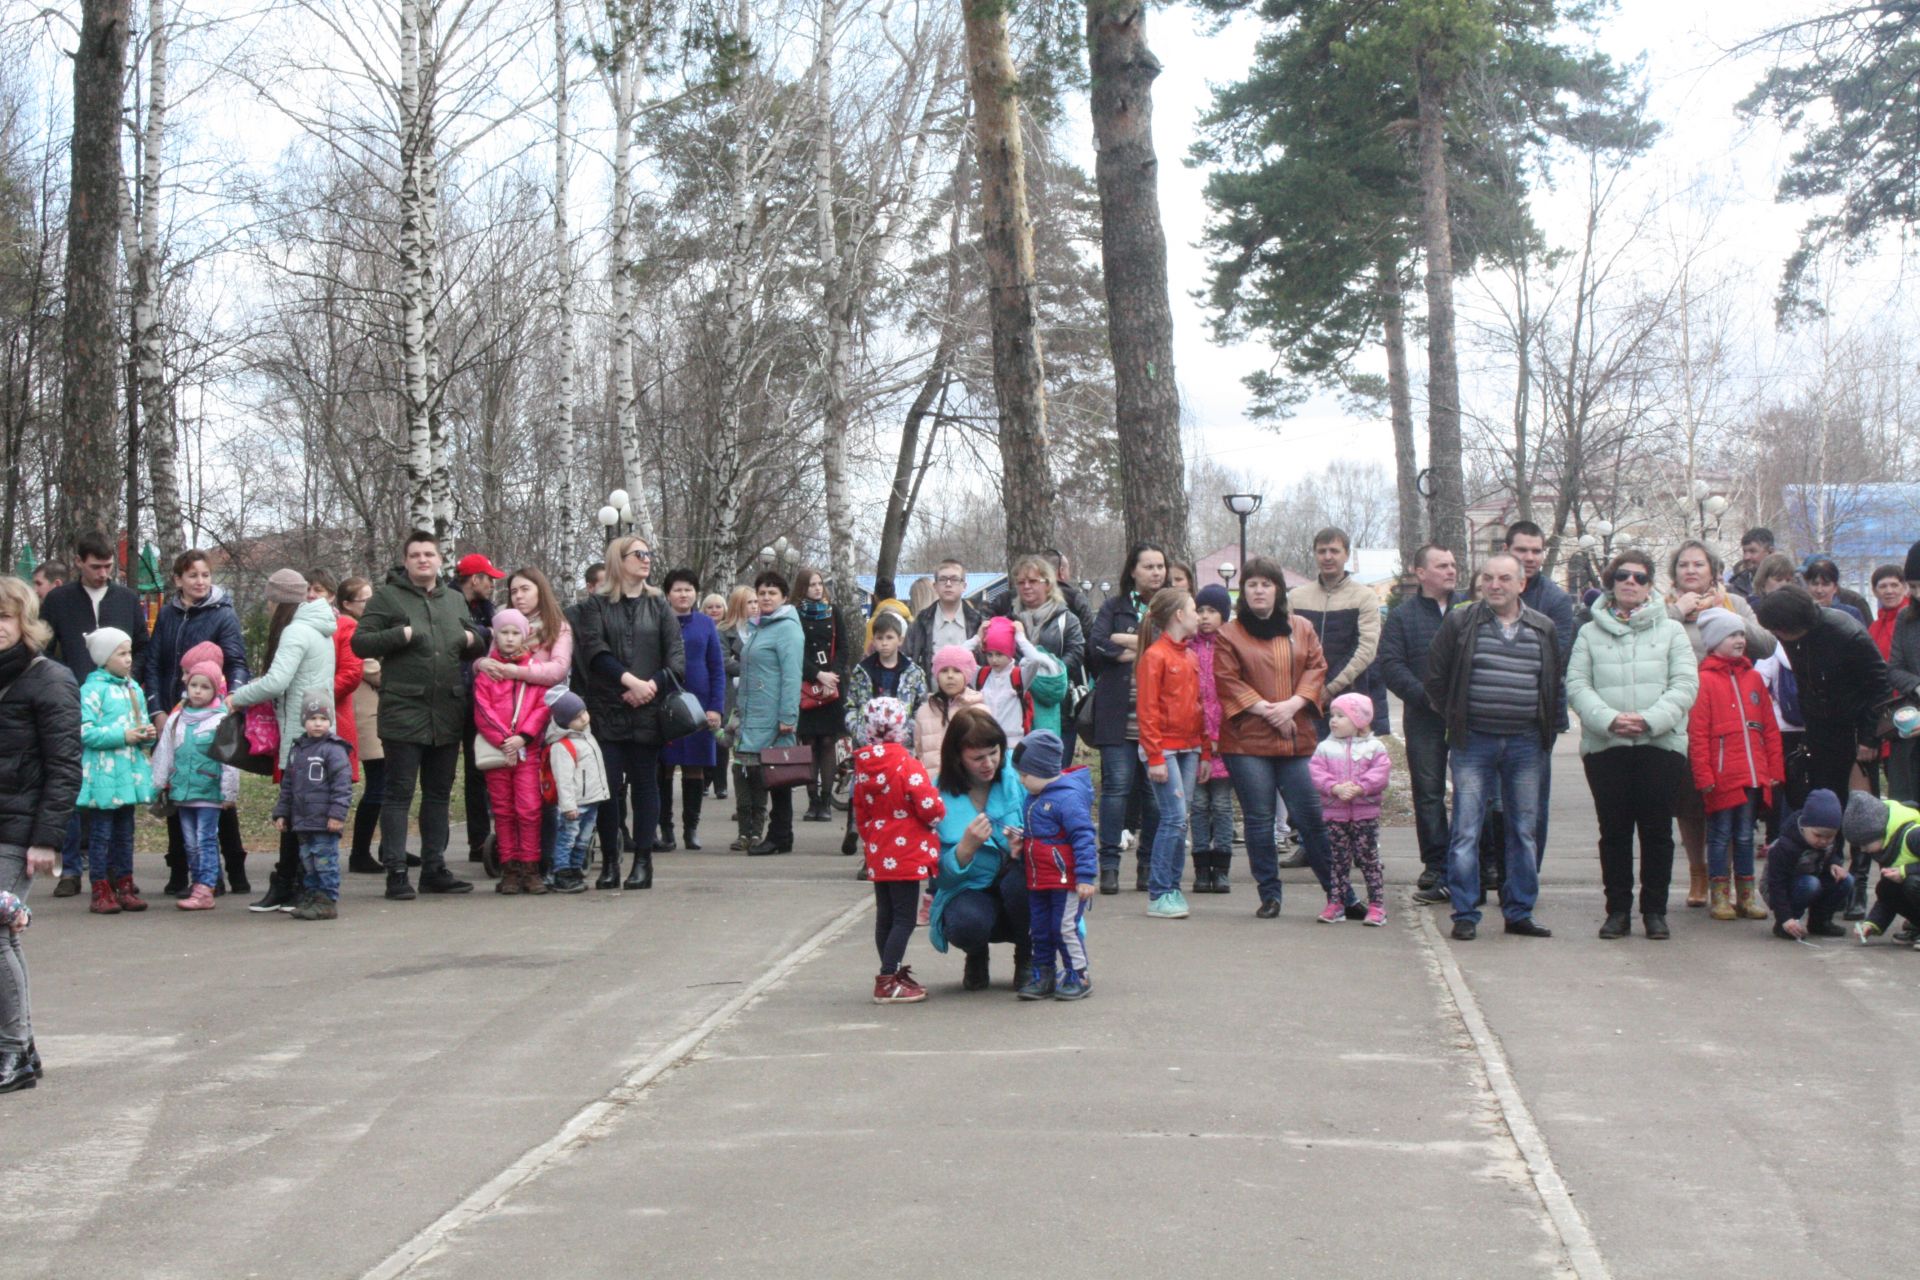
[1015,730,1096,1001]
[272,690,355,921]
[1764,788,1851,940]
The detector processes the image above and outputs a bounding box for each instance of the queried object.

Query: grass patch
[134,758,457,853]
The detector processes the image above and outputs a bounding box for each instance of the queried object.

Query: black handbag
[209,710,276,777]
[654,669,706,742]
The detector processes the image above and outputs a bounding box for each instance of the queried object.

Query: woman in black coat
[574,535,687,891]
[0,576,81,1091]
[793,567,851,823]
[1086,544,1168,893]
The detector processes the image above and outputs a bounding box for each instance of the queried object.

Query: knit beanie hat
[932,644,978,682]
[184,660,226,700]
[863,696,911,746]
[85,626,131,669]
[1695,607,1744,655]
[300,689,334,724]
[1196,584,1233,617]
[1015,729,1065,779]
[1841,789,1888,848]
[180,640,223,676]
[1330,692,1373,729]
[982,616,1017,656]
[1906,539,1920,585]
[492,608,529,638]
[266,568,308,605]
[549,690,586,729]
[1798,788,1842,833]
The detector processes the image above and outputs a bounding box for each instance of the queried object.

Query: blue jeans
[553,805,598,873]
[180,807,222,888]
[1097,744,1160,875]
[1223,754,1337,906]
[1145,750,1199,897]
[298,832,341,901]
[1446,732,1543,924]
[61,811,84,879]
[1189,775,1235,855]
[1706,797,1757,878]
[84,807,135,884]
[1787,872,1852,922]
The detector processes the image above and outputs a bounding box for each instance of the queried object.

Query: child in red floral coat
[854,697,946,1004]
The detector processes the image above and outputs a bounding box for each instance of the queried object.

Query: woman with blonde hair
[715,585,756,819]
[0,576,81,1090]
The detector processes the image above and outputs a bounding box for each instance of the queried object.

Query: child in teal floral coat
[77,628,157,915]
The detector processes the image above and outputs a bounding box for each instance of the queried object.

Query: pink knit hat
[931,644,978,682]
[183,660,226,700]
[982,616,1017,656]
[1330,692,1373,729]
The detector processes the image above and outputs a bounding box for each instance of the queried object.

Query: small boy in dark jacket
[272,690,354,921]
[1015,730,1097,1001]
[1764,788,1851,940]
[1842,792,1920,944]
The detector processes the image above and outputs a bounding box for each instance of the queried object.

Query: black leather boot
[682,776,703,851]
[623,850,653,890]
[596,849,621,889]
[0,1048,35,1093]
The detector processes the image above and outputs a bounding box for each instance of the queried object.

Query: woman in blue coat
[656,569,727,852]
[735,570,804,856]
[140,550,254,897]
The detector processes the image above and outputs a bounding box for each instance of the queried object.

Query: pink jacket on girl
[473,650,552,759]
[1192,629,1229,781]
[1308,734,1391,823]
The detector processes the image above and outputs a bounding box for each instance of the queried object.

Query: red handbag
[800,619,839,710]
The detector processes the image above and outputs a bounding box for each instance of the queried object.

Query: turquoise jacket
[1565,598,1699,756]
[734,606,803,755]
[228,598,338,768]
[928,768,1029,952]
[78,669,157,809]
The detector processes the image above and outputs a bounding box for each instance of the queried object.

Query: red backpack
[975,664,1032,734]
[539,738,579,807]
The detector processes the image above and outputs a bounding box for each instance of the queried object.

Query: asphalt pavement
[6,737,1915,1279]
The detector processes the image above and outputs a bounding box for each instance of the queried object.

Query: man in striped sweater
[1424,554,1559,942]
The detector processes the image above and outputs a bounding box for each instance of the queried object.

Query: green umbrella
[136,542,164,594]
[11,544,34,578]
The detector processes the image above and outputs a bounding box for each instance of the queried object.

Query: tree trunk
[813,0,858,597]
[604,48,655,542]
[127,0,183,557]
[707,0,757,593]
[960,0,1054,565]
[1415,48,1465,562]
[1377,253,1421,571]
[59,0,131,550]
[552,0,577,582]
[1088,0,1185,565]
[398,0,435,538]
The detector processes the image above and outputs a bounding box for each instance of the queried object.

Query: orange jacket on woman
[1211,614,1328,758]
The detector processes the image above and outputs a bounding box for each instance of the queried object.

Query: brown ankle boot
[1687,863,1710,909]
[1735,875,1768,919]
[1709,877,1736,921]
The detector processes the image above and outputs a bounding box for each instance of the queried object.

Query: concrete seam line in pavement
[359,894,876,1280]
[1413,902,1613,1280]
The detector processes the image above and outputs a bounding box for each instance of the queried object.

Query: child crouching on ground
[150,661,240,911]
[855,697,945,1004]
[1688,608,1782,921]
[272,690,353,921]
[1014,730,1097,1001]
[1188,585,1237,896]
[1843,792,1920,944]
[543,691,609,894]
[1308,692,1391,926]
[1764,788,1851,940]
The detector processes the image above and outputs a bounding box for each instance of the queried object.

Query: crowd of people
[0,519,1916,1082]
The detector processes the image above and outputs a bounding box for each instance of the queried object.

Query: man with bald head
[1424,554,1560,941]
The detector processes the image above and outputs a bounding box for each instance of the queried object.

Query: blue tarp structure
[853,571,1008,611]
[1781,483,1920,582]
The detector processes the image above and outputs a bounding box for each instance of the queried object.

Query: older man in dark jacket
[1378,544,1459,898]
[351,533,487,900]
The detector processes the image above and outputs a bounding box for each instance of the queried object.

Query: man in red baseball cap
[454,552,502,866]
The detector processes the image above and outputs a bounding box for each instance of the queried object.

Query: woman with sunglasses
[573,534,686,890]
[1565,550,1700,941]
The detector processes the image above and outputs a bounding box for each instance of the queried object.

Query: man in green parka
[351,531,487,900]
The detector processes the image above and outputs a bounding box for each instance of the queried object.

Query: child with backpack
[76,628,158,916]
[1308,692,1392,926]
[1014,730,1096,1001]
[150,660,240,911]
[973,617,1061,750]
[853,697,946,1004]
[271,690,354,921]
[473,609,553,896]
[543,691,609,893]
[1688,608,1784,922]
[844,610,929,859]
[914,646,984,774]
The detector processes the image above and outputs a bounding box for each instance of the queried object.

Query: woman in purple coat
[656,568,728,851]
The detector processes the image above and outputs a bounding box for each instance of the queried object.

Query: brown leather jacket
[1212,615,1328,758]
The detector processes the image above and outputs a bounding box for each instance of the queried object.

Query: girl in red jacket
[1135,589,1203,918]
[854,697,946,1004]
[473,610,552,896]
[1688,609,1783,921]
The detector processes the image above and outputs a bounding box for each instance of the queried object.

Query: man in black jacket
[1752,584,1894,918]
[1377,544,1458,900]
[1424,554,1559,942]
[41,532,150,895]
[1506,522,1574,867]
[904,560,984,675]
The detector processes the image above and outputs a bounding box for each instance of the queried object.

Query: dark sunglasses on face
[624,549,653,562]
[1612,570,1651,586]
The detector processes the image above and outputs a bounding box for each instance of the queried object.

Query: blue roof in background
[1782,483,1920,563]
[854,571,1008,602]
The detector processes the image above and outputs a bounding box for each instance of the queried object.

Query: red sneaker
[871,973,898,1003]
[113,875,148,913]
[887,967,928,1003]
[89,880,121,915]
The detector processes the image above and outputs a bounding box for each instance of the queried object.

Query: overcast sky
[1116,0,1846,501]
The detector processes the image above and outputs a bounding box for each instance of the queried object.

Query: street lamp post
[1222,493,1263,575]
[1219,562,1237,595]
[598,488,635,543]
